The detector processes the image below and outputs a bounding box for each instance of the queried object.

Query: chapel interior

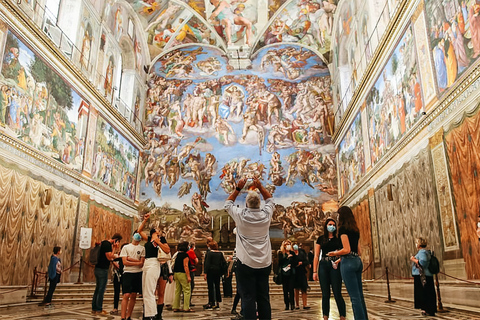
[0,0,480,312]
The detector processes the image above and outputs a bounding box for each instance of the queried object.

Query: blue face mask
[327,225,336,233]
[293,245,299,251]
[133,233,142,242]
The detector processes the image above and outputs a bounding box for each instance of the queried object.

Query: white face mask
[477,222,480,228]
[286,245,292,251]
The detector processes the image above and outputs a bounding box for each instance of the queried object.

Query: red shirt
[187,249,197,272]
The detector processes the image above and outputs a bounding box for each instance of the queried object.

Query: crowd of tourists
[40,176,440,320]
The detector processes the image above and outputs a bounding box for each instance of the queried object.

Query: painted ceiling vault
[118,0,339,242]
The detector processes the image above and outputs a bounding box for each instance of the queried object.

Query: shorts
[122,272,143,294]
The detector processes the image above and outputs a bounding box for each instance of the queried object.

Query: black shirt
[173,251,189,273]
[204,251,225,274]
[145,239,158,259]
[316,235,343,255]
[96,240,113,269]
[338,226,360,254]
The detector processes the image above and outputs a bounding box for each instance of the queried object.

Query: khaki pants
[173,272,191,310]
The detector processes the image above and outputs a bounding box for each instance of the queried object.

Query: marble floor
[1,295,480,320]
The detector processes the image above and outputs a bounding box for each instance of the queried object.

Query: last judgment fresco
[140,43,337,243]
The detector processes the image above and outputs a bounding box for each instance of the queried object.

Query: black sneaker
[231,310,239,315]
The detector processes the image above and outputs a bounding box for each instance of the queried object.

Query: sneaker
[231,310,239,315]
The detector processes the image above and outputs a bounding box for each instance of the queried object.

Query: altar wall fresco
[374,148,443,278]
[445,108,480,279]
[140,43,337,243]
[0,162,78,286]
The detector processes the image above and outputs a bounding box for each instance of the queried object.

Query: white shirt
[120,243,145,273]
[224,198,274,269]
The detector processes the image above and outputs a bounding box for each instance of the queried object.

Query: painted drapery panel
[445,111,480,279]
[84,201,133,282]
[0,30,88,172]
[141,44,336,243]
[366,26,425,166]
[0,163,78,285]
[351,199,374,280]
[338,111,365,197]
[425,0,480,93]
[92,116,139,201]
[374,148,442,278]
[430,134,459,252]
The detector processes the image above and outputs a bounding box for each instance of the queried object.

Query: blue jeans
[92,268,109,312]
[319,260,346,317]
[340,255,368,320]
[236,260,271,320]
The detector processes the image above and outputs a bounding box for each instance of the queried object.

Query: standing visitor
[187,242,199,306]
[225,177,274,320]
[172,241,194,312]
[40,246,62,308]
[278,240,296,311]
[92,233,122,315]
[204,240,226,309]
[120,232,145,320]
[110,243,126,315]
[313,217,346,320]
[223,255,234,298]
[293,243,310,309]
[137,213,171,320]
[410,237,437,316]
[327,206,368,319]
[156,229,172,319]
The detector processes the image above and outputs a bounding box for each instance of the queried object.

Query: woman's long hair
[338,206,359,233]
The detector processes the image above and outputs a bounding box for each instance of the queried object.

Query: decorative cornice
[332,0,412,144]
[0,132,138,212]
[0,0,146,147]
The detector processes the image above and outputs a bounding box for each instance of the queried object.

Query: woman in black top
[313,217,346,320]
[292,243,309,309]
[327,206,368,320]
[277,239,296,310]
[204,241,226,309]
[138,213,171,320]
[172,241,193,312]
[110,243,126,315]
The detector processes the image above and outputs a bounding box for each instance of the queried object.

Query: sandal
[110,310,119,315]
[184,309,195,312]
[173,309,182,312]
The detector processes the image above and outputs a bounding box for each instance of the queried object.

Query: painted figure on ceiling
[209,0,253,46]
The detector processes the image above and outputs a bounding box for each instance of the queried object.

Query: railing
[334,0,402,131]
[12,0,144,133]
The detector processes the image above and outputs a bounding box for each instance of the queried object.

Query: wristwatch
[235,187,241,192]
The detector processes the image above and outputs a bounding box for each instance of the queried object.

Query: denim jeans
[236,260,271,320]
[92,268,109,312]
[340,255,368,320]
[319,260,346,317]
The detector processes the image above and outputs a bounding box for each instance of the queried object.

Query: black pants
[236,260,271,320]
[113,273,121,310]
[223,274,233,297]
[281,274,295,309]
[414,275,437,315]
[44,274,60,304]
[207,272,222,305]
[318,260,346,317]
[190,272,195,303]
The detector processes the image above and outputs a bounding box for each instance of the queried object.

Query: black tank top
[145,238,159,258]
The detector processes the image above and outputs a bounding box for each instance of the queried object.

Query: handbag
[273,271,282,285]
[157,246,171,263]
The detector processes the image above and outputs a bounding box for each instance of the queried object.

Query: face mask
[327,225,336,233]
[286,245,292,251]
[477,222,480,228]
[133,233,142,242]
[293,245,299,251]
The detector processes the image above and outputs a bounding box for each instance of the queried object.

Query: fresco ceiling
[125,0,338,60]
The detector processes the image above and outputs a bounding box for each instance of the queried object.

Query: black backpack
[428,250,440,274]
[89,244,101,265]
